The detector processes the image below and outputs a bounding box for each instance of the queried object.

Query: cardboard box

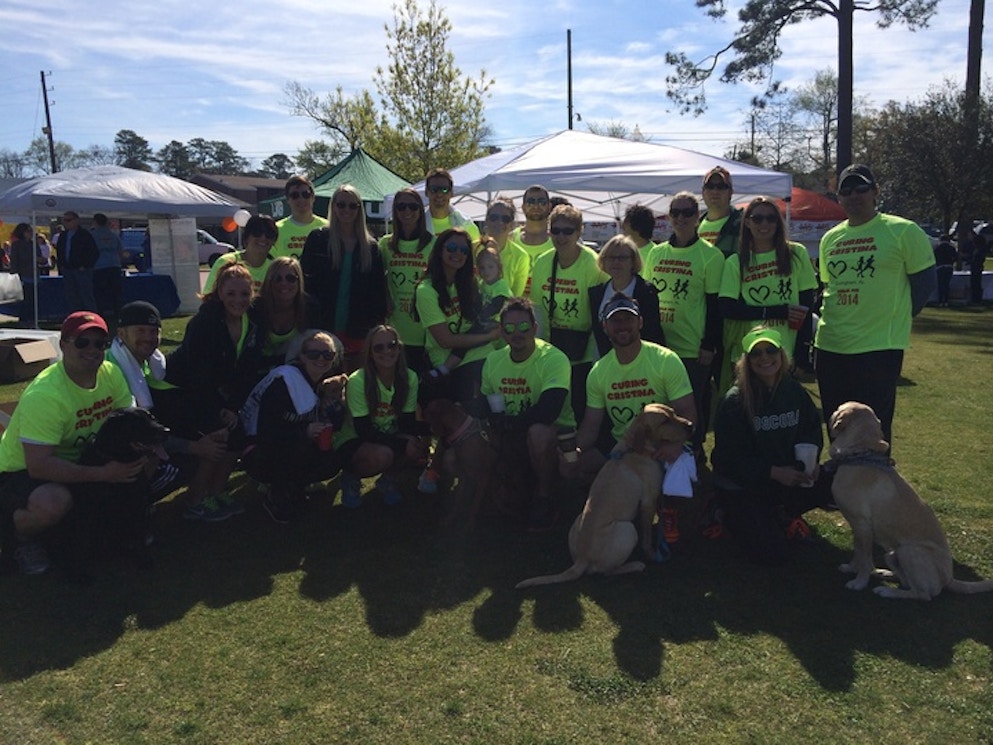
[0,338,57,382]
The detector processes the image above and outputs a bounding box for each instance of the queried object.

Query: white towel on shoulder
[110,337,166,409]
[240,365,318,437]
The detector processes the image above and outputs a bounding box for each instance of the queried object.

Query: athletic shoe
[183,495,234,522]
[340,471,362,509]
[417,467,440,494]
[787,516,813,542]
[214,490,245,516]
[661,507,680,544]
[377,474,403,506]
[14,540,49,575]
[149,462,181,494]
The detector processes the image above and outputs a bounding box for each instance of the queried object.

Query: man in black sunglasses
[423,167,480,243]
[479,298,574,532]
[0,312,140,575]
[698,166,743,259]
[274,175,327,260]
[814,163,936,449]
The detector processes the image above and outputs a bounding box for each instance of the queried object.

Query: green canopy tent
[260,148,410,223]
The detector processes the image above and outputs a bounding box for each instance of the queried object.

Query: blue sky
[0,0,985,172]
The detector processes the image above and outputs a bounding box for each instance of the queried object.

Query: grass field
[0,306,991,744]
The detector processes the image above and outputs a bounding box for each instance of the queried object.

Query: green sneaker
[214,490,245,516]
[184,495,234,522]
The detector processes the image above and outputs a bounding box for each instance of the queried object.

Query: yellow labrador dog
[829,401,993,600]
[516,403,693,588]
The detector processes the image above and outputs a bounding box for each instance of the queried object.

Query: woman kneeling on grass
[710,325,834,565]
[240,330,347,524]
[335,325,430,508]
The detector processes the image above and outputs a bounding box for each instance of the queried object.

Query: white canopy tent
[0,166,248,323]
[0,165,246,220]
[406,130,793,223]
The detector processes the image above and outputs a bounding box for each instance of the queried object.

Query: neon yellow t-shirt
[495,238,530,297]
[273,215,327,260]
[698,215,729,246]
[480,338,576,430]
[636,241,657,269]
[203,251,272,295]
[379,234,435,346]
[530,247,608,364]
[644,237,724,358]
[415,281,493,368]
[586,342,693,442]
[345,367,418,433]
[511,227,554,296]
[815,212,935,353]
[718,242,817,391]
[0,361,134,471]
[431,212,480,243]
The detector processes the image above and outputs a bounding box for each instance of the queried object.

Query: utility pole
[40,71,57,173]
[567,29,574,130]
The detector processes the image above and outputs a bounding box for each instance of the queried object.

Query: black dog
[68,408,169,579]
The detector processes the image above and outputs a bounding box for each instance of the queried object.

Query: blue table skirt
[0,273,181,321]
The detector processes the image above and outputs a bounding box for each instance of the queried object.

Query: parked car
[119,227,235,269]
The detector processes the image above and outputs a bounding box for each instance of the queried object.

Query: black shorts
[0,470,49,516]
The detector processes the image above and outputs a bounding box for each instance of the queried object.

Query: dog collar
[824,451,895,472]
[446,415,477,446]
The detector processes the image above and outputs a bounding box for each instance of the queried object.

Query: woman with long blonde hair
[300,184,388,370]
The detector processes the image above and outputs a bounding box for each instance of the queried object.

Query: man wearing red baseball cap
[0,311,138,575]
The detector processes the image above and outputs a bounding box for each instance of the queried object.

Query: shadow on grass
[1,472,991,696]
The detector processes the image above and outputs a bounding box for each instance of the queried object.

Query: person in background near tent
[698,166,743,259]
[8,223,38,322]
[814,164,936,448]
[89,213,125,324]
[203,215,278,294]
[381,187,435,376]
[933,234,957,307]
[622,204,658,267]
[968,232,988,305]
[55,211,99,312]
[644,192,724,463]
[424,168,480,243]
[301,184,388,372]
[717,197,818,394]
[273,175,327,260]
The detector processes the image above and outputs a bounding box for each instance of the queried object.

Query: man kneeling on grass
[0,312,141,575]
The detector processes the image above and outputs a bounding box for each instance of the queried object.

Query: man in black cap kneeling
[107,301,227,499]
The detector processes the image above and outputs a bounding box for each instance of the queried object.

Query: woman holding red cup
[239,329,347,524]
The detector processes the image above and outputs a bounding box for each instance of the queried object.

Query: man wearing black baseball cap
[814,164,936,448]
[107,302,226,499]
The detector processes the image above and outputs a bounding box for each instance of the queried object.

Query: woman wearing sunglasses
[414,227,501,404]
[250,257,321,374]
[333,325,429,508]
[481,197,529,297]
[529,204,608,422]
[164,262,264,521]
[716,197,818,396]
[301,184,388,372]
[203,215,278,295]
[380,188,435,376]
[240,330,347,523]
[710,326,831,565]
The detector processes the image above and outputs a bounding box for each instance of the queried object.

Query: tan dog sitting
[516,403,693,588]
[829,401,993,600]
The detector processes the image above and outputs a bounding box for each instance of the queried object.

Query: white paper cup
[794,443,819,486]
[486,393,506,414]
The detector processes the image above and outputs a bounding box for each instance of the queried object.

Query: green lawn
[0,307,991,744]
